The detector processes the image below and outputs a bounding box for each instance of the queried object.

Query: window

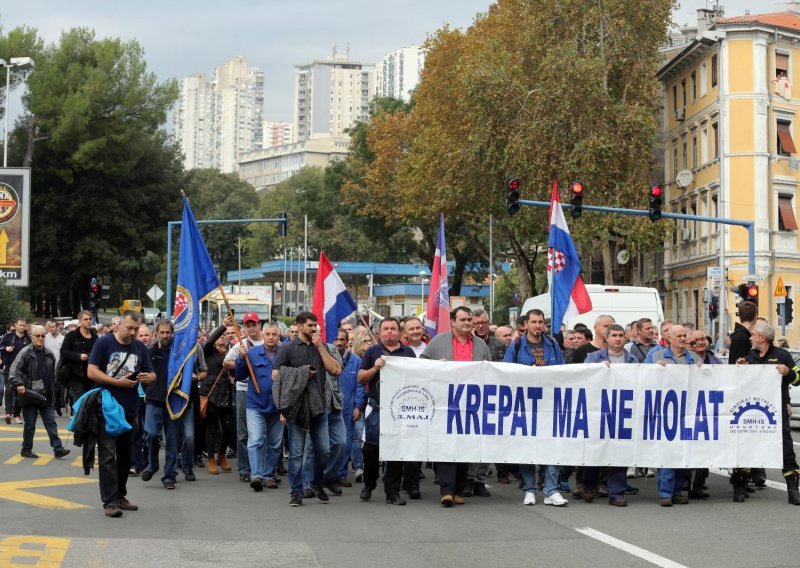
[681,79,687,108]
[776,51,789,79]
[700,61,708,96]
[673,145,679,177]
[682,140,688,169]
[778,194,798,231]
[690,202,697,239]
[672,85,677,113]
[712,122,719,158]
[692,135,698,168]
[701,126,709,163]
[711,54,718,87]
[777,120,797,156]
[691,71,697,101]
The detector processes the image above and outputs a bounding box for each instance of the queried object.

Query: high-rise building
[174,56,264,173]
[293,52,375,142]
[263,121,294,148]
[375,46,425,102]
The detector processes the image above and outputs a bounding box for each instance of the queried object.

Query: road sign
[774,277,788,297]
[776,295,786,304]
[146,285,164,302]
[741,274,765,282]
[707,267,722,281]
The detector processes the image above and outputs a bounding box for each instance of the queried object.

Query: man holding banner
[503,308,568,507]
[420,306,491,507]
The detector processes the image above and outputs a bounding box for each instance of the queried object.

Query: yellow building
[658,7,800,345]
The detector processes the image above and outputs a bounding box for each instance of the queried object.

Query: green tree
[0,280,31,327]
[9,28,182,312]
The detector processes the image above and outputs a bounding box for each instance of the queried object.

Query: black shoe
[104,501,123,518]
[408,487,422,500]
[289,493,303,507]
[303,488,316,499]
[250,477,263,492]
[473,482,491,497]
[240,473,251,483]
[184,470,196,482]
[313,486,330,503]
[226,449,236,459]
[141,469,154,482]
[277,465,288,476]
[20,449,38,459]
[53,447,71,459]
[689,489,710,500]
[462,480,474,497]
[360,486,373,501]
[163,479,176,490]
[323,481,342,496]
[385,493,406,505]
[745,485,755,493]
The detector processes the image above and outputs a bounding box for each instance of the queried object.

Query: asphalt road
[0,416,798,568]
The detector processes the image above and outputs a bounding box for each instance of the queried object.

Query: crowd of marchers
[2,299,798,518]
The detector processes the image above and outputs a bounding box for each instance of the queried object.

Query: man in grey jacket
[421,307,491,507]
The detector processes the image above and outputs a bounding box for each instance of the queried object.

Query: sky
[0,1,784,123]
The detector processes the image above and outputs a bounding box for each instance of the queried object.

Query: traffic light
[506,177,520,216]
[648,184,663,221]
[570,181,584,219]
[708,296,718,320]
[738,283,759,305]
[786,297,794,325]
[278,211,288,237]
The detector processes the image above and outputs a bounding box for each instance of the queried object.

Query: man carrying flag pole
[425,214,451,337]
[547,181,593,334]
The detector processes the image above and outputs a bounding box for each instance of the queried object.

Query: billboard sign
[0,169,30,286]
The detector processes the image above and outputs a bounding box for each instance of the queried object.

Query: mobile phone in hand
[130,371,140,381]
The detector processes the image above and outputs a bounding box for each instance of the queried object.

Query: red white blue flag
[425,214,451,337]
[312,252,358,343]
[547,181,592,332]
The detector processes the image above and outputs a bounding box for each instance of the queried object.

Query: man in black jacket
[2,318,30,424]
[60,310,98,409]
[729,301,757,364]
[9,325,70,459]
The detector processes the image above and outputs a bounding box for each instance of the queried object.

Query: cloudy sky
[0,1,781,123]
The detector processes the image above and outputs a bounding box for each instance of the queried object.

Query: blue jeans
[337,416,364,478]
[144,404,179,482]
[246,409,283,480]
[288,413,330,494]
[21,405,63,452]
[520,464,560,496]
[235,390,250,475]
[178,406,195,472]
[302,410,345,488]
[657,468,687,499]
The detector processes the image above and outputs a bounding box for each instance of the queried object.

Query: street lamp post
[419,270,428,315]
[1,57,35,168]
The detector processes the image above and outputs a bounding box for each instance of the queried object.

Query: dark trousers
[690,468,708,490]
[438,462,468,496]
[68,380,89,412]
[206,404,234,457]
[21,405,63,452]
[98,414,135,506]
[401,462,422,491]
[4,384,17,416]
[131,399,147,472]
[362,442,403,496]
[783,408,799,474]
[582,467,609,489]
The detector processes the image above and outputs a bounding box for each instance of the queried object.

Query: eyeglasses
[32,334,45,338]
[474,321,489,326]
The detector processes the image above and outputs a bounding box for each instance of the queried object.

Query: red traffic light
[570,181,584,195]
[650,184,663,198]
[507,178,520,191]
[745,284,758,298]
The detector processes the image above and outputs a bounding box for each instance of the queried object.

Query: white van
[519,285,664,330]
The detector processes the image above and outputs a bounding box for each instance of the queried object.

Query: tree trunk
[449,252,467,296]
[602,239,614,285]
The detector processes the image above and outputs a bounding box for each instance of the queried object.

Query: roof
[715,11,800,32]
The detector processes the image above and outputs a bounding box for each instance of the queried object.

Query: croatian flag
[547,181,592,332]
[312,252,358,343]
[425,214,451,337]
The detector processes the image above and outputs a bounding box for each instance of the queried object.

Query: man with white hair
[8,324,70,459]
[740,320,800,505]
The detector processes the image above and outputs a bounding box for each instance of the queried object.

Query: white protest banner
[379,358,783,468]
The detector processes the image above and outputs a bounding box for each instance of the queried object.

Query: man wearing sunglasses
[688,330,722,364]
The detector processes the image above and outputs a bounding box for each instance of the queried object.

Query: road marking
[576,527,688,568]
[33,455,54,466]
[4,455,24,465]
[0,535,71,567]
[71,456,98,468]
[709,468,786,492]
[0,477,95,509]
[0,426,70,435]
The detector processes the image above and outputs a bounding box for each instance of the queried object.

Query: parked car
[142,307,162,325]
[118,299,142,315]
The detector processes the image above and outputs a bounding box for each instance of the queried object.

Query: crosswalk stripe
[4,455,24,465]
[33,455,53,466]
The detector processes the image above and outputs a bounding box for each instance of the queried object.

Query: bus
[201,292,272,330]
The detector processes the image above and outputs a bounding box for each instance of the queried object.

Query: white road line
[575,527,688,568]
[709,468,786,492]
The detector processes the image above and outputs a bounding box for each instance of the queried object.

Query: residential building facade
[658,7,800,344]
[263,121,294,148]
[375,46,425,102]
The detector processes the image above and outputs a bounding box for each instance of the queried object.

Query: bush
[0,280,31,329]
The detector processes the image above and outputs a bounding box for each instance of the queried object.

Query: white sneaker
[627,467,636,479]
[645,469,655,478]
[523,491,536,506]
[544,492,568,507]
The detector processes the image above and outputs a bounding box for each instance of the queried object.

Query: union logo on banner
[173,285,193,333]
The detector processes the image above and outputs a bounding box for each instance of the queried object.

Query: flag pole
[216,284,261,394]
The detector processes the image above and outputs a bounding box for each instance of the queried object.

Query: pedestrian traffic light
[570,181,584,219]
[708,296,718,320]
[278,211,288,237]
[648,184,663,221]
[506,177,520,216]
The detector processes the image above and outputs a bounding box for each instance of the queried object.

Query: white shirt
[225,338,264,391]
[45,333,64,364]
[407,342,426,357]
